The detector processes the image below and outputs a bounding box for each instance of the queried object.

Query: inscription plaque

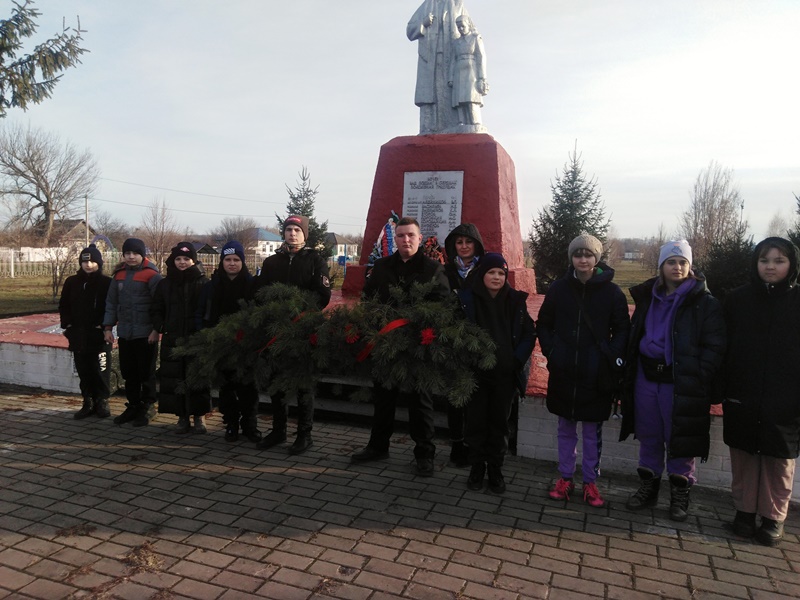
[403,171,464,243]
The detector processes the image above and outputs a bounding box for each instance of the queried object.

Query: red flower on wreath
[420,327,436,346]
[344,324,360,344]
[309,334,318,346]
[235,329,245,343]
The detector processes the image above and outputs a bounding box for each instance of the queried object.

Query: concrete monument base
[343,133,535,296]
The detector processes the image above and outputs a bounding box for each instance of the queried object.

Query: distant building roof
[253,228,282,242]
[192,242,217,254]
[325,232,355,245]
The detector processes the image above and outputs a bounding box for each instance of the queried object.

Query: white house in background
[253,228,282,260]
[325,233,359,261]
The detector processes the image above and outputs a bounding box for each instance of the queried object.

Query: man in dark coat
[255,215,331,455]
[351,217,450,476]
[59,244,112,419]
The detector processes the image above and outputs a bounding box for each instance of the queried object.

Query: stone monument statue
[448,15,488,132]
[407,0,470,134]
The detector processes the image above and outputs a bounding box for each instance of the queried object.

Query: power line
[91,197,362,228]
[99,177,280,205]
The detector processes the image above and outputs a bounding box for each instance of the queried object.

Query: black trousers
[219,372,260,433]
[118,337,157,406]
[73,343,112,401]
[465,373,516,467]
[270,390,314,435]
[368,383,435,459]
[447,404,465,443]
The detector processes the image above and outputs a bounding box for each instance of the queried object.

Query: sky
[7,0,800,242]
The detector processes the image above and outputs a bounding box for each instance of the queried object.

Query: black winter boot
[487,464,506,494]
[755,518,784,547]
[626,467,661,510]
[258,428,287,449]
[113,402,140,425]
[467,462,485,491]
[732,511,756,537]
[94,398,110,418]
[288,432,313,455]
[668,474,691,521]
[132,403,156,427]
[74,398,94,420]
[449,441,470,468]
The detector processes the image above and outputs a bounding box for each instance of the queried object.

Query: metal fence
[0,250,224,278]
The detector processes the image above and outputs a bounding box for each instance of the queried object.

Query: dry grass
[608,260,655,304]
[0,275,56,316]
[55,523,97,538]
[123,542,163,573]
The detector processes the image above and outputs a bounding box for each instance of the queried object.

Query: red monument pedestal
[342,133,536,296]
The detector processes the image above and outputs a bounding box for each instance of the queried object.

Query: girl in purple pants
[619,240,726,521]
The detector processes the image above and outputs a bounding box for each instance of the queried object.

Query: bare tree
[92,209,130,249]
[0,123,99,246]
[679,161,745,267]
[44,245,78,302]
[209,216,259,246]
[642,223,669,273]
[136,197,179,272]
[766,211,790,239]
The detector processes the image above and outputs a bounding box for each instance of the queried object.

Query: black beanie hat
[122,237,147,257]
[79,243,103,267]
[169,241,198,263]
[476,252,509,278]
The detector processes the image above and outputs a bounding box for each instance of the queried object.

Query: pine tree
[702,222,753,303]
[789,193,800,247]
[529,146,610,291]
[0,1,87,117]
[276,167,334,258]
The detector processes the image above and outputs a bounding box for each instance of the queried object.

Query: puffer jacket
[444,223,485,291]
[103,258,162,339]
[151,262,208,414]
[59,269,112,352]
[537,263,630,422]
[457,283,537,395]
[255,245,331,308]
[723,237,800,458]
[619,272,726,460]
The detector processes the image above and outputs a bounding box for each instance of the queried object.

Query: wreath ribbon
[356,318,410,362]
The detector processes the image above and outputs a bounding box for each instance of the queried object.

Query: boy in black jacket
[59,244,113,419]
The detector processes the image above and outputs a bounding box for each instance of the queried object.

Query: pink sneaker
[549,478,575,500]
[583,482,606,507]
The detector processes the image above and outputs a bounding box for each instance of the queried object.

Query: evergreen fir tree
[276,167,334,258]
[701,222,753,303]
[0,1,87,117]
[789,193,800,247]
[529,146,610,291]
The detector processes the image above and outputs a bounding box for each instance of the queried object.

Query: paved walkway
[0,385,797,600]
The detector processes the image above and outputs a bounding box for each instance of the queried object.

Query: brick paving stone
[255,580,313,599]
[462,580,520,600]
[2,387,800,600]
[403,581,465,600]
[172,577,228,600]
[17,578,77,599]
[0,565,36,589]
[444,560,496,585]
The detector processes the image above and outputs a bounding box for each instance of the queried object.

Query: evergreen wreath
[174,281,496,406]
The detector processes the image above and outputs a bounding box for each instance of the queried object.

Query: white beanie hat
[658,240,693,268]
